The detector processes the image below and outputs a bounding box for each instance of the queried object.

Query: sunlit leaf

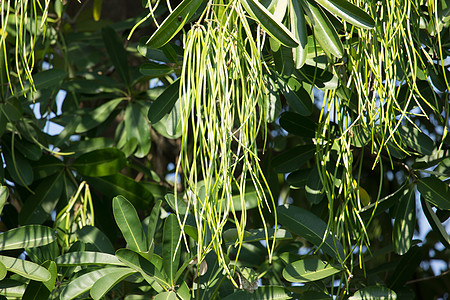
[283,258,341,282]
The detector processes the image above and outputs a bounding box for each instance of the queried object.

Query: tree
[0,0,449,299]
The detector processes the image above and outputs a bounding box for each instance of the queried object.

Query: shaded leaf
[315,0,375,29]
[140,62,174,77]
[125,102,151,158]
[148,80,180,124]
[283,258,341,282]
[349,286,397,300]
[279,111,316,138]
[393,188,415,255]
[0,255,51,282]
[222,286,292,299]
[55,251,124,266]
[75,98,122,133]
[163,214,181,286]
[76,225,115,254]
[279,77,313,116]
[420,196,450,248]
[73,148,126,177]
[102,27,130,86]
[398,126,434,156]
[0,225,55,251]
[417,176,450,210]
[90,268,137,300]
[290,0,308,68]
[22,261,57,300]
[272,144,316,173]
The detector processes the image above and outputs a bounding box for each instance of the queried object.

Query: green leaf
[32,69,67,91]
[305,165,324,204]
[393,188,415,255]
[115,248,169,288]
[3,146,33,187]
[32,155,65,181]
[0,225,55,251]
[315,0,375,29]
[301,0,343,58]
[277,205,345,261]
[18,172,64,225]
[75,98,123,133]
[279,112,316,138]
[272,144,316,173]
[73,148,126,177]
[148,199,162,255]
[272,43,294,76]
[290,0,308,68]
[283,258,341,282]
[0,255,51,282]
[55,251,125,266]
[22,261,57,300]
[154,291,177,300]
[0,98,23,122]
[140,62,174,77]
[75,225,115,254]
[61,137,115,157]
[90,268,137,300]
[113,195,148,252]
[0,186,8,217]
[102,27,130,86]
[0,262,6,281]
[86,173,153,209]
[163,214,181,286]
[296,65,338,89]
[286,168,311,188]
[0,279,26,298]
[264,75,282,123]
[417,176,450,210]
[349,286,397,300]
[420,196,450,248]
[387,246,423,289]
[59,267,127,300]
[240,0,299,47]
[224,228,292,244]
[148,80,180,124]
[398,126,434,156]
[125,102,151,158]
[222,286,292,299]
[278,76,313,116]
[146,0,204,48]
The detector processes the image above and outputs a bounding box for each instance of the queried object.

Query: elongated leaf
[73,148,126,177]
[113,195,148,252]
[240,0,299,47]
[417,176,450,210]
[102,27,130,86]
[22,261,57,300]
[86,174,153,210]
[272,43,294,76]
[148,199,162,255]
[301,0,343,57]
[75,98,122,133]
[163,214,181,286]
[32,69,67,91]
[61,137,115,157]
[393,189,415,255]
[0,186,7,216]
[0,279,26,298]
[76,225,115,254]
[224,228,292,244]
[148,80,180,124]
[59,267,128,300]
[33,155,65,180]
[272,144,316,173]
[398,126,434,156]
[283,258,341,282]
[125,102,151,158]
[290,0,308,68]
[90,268,137,300]
[3,147,33,186]
[0,225,55,251]
[296,65,338,89]
[264,74,282,123]
[146,0,204,48]
[115,248,169,288]
[19,172,64,225]
[0,255,51,282]
[315,0,375,29]
[279,76,313,115]
[277,205,345,261]
[154,291,177,300]
[421,196,450,248]
[305,166,324,204]
[0,261,6,280]
[222,286,292,299]
[140,62,174,77]
[279,112,316,138]
[55,251,124,266]
[349,286,397,300]
[387,246,423,289]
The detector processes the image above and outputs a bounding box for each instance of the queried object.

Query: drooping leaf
[420,196,450,248]
[301,0,343,58]
[163,214,181,286]
[125,102,151,158]
[290,0,308,68]
[277,205,345,261]
[265,75,282,123]
[102,27,130,86]
[0,225,55,251]
[272,144,316,173]
[146,0,204,48]
[240,0,299,47]
[315,0,375,29]
[113,195,148,252]
[393,188,415,255]
[73,148,126,177]
[147,199,162,255]
[18,172,64,225]
[90,268,137,300]
[305,165,324,204]
[279,112,316,138]
[75,225,115,254]
[55,251,124,266]
[0,186,9,218]
[283,258,341,282]
[417,176,450,210]
[0,255,51,282]
[148,79,180,124]
[278,76,313,116]
[349,286,397,299]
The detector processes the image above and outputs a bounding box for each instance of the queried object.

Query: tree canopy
[0,0,449,299]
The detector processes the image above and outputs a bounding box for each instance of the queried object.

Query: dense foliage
[0,0,449,299]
